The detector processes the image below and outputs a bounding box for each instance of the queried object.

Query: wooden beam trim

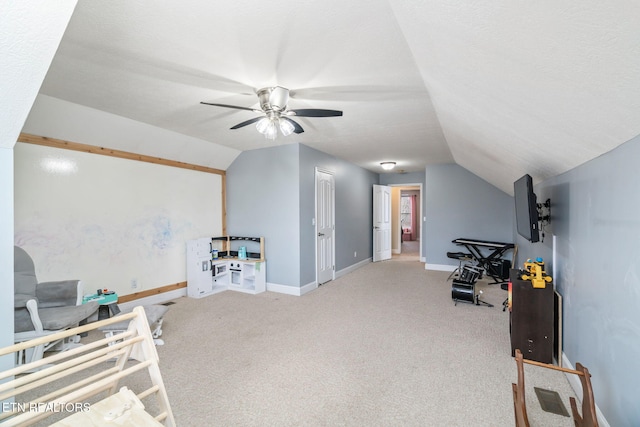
[18,133,225,176]
[117,282,187,304]
[221,174,227,235]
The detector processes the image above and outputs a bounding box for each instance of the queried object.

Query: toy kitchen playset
[186,236,266,298]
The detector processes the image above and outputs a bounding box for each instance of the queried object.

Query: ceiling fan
[200,86,343,140]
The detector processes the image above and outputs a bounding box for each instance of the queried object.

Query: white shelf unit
[187,236,266,298]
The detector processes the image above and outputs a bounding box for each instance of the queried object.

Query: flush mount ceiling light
[380,162,396,171]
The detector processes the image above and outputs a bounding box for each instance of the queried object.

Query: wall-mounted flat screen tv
[514,174,539,242]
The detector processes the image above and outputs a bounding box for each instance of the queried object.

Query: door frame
[315,167,335,285]
[389,183,423,261]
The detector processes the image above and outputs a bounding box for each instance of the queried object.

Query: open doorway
[390,184,422,261]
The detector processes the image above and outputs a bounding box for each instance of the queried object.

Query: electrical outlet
[131,279,138,289]
[354,251,357,257]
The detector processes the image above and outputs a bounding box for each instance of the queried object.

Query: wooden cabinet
[187,236,266,298]
[509,269,554,363]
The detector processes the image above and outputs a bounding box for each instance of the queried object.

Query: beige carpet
[149,259,577,426]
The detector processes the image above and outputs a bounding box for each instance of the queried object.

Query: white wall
[0,148,14,373]
[14,142,224,297]
[1,0,78,376]
[17,96,243,298]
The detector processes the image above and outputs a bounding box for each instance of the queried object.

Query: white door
[373,184,392,262]
[316,170,334,284]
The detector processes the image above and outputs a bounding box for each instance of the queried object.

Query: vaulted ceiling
[39,0,640,194]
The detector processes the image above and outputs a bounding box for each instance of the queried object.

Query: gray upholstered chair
[14,246,99,364]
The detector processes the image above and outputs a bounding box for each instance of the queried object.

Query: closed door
[373,184,392,262]
[316,170,334,284]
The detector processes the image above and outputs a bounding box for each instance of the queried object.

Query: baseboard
[266,259,372,297]
[300,281,318,295]
[561,352,610,427]
[118,282,187,304]
[425,263,456,272]
[118,287,187,312]
[265,282,300,296]
[336,258,372,278]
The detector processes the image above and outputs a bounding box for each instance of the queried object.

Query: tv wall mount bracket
[537,198,551,225]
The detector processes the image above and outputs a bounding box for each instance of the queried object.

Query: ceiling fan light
[279,118,295,136]
[381,162,396,171]
[264,122,278,140]
[256,117,271,134]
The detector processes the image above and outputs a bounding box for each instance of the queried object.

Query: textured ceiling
[39,0,640,194]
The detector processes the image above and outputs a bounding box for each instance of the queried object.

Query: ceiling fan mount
[256,86,289,113]
[200,86,343,139]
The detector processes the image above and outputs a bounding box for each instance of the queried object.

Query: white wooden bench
[0,306,175,426]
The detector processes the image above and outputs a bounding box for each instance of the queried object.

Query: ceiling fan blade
[230,117,264,130]
[290,85,426,102]
[281,117,304,134]
[288,109,343,117]
[200,102,261,113]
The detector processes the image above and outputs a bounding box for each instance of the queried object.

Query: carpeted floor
[395,240,420,261]
[148,259,576,426]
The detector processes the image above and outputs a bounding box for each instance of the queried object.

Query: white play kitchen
[186,236,266,297]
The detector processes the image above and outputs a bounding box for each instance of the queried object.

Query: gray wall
[424,164,514,266]
[226,144,301,287]
[379,171,426,186]
[227,143,378,289]
[516,135,640,427]
[299,145,378,285]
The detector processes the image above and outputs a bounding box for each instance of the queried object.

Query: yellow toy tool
[521,257,553,288]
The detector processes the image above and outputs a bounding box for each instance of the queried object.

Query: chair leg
[151,318,165,345]
[570,397,583,427]
[570,364,598,427]
[26,344,44,365]
[103,317,166,347]
[512,383,528,427]
[513,349,530,426]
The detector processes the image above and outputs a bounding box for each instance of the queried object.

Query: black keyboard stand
[452,238,515,285]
